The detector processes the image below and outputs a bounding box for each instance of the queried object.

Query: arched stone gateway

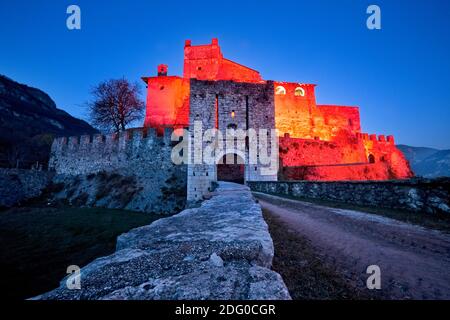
[186,80,278,203]
[217,153,245,184]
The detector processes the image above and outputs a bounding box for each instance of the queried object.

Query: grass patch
[0,206,161,300]
[262,209,375,300]
[255,191,450,233]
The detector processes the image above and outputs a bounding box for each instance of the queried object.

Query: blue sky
[1,0,449,148]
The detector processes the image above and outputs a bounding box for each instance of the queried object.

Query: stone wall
[34,182,290,300]
[49,127,177,176]
[278,133,413,181]
[48,127,187,214]
[248,179,450,215]
[280,162,397,181]
[279,136,366,166]
[0,169,53,207]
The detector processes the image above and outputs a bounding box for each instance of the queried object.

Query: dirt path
[255,192,450,300]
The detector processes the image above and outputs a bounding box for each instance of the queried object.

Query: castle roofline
[274,81,317,87]
[222,58,260,74]
[141,75,184,83]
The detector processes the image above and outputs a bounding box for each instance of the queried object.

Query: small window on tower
[295,87,305,96]
[275,86,286,95]
[231,110,235,118]
[197,66,202,71]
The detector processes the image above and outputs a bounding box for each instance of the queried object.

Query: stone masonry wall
[280,162,398,181]
[248,179,450,215]
[279,136,366,166]
[34,182,290,300]
[48,127,187,214]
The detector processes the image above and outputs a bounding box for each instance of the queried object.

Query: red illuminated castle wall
[142,39,413,181]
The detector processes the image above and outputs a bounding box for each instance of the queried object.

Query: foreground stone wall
[34,182,290,300]
[0,169,53,207]
[51,169,186,214]
[248,179,450,215]
[49,127,178,176]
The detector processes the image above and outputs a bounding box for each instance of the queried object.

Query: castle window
[368,154,376,164]
[231,110,235,118]
[160,86,164,90]
[275,86,286,95]
[295,87,305,97]
[197,66,202,71]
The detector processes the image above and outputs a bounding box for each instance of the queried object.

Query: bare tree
[87,78,145,133]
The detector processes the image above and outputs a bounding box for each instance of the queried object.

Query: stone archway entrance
[217,153,245,184]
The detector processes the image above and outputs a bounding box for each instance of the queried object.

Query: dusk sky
[1,0,449,149]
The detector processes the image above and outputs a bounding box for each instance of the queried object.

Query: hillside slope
[397,144,450,178]
[0,75,98,167]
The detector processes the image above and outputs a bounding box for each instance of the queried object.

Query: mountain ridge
[0,74,98,168]
[397,144,450,178]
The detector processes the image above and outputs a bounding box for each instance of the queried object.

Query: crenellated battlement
[49,127,185,175]
[52,127,178,151]
[357,132,395,145]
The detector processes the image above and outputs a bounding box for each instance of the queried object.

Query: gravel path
[255,192,450,300]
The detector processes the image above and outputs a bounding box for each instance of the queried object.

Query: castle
[141,38,413,201]
[49,38,413,205]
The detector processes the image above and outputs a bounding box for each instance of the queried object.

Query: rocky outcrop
[48,128,187,214]
[34,182,290,300]
[0,169,54,208]
[248,178,450,215]
[0,75,97,143]
[50,168,186,214]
